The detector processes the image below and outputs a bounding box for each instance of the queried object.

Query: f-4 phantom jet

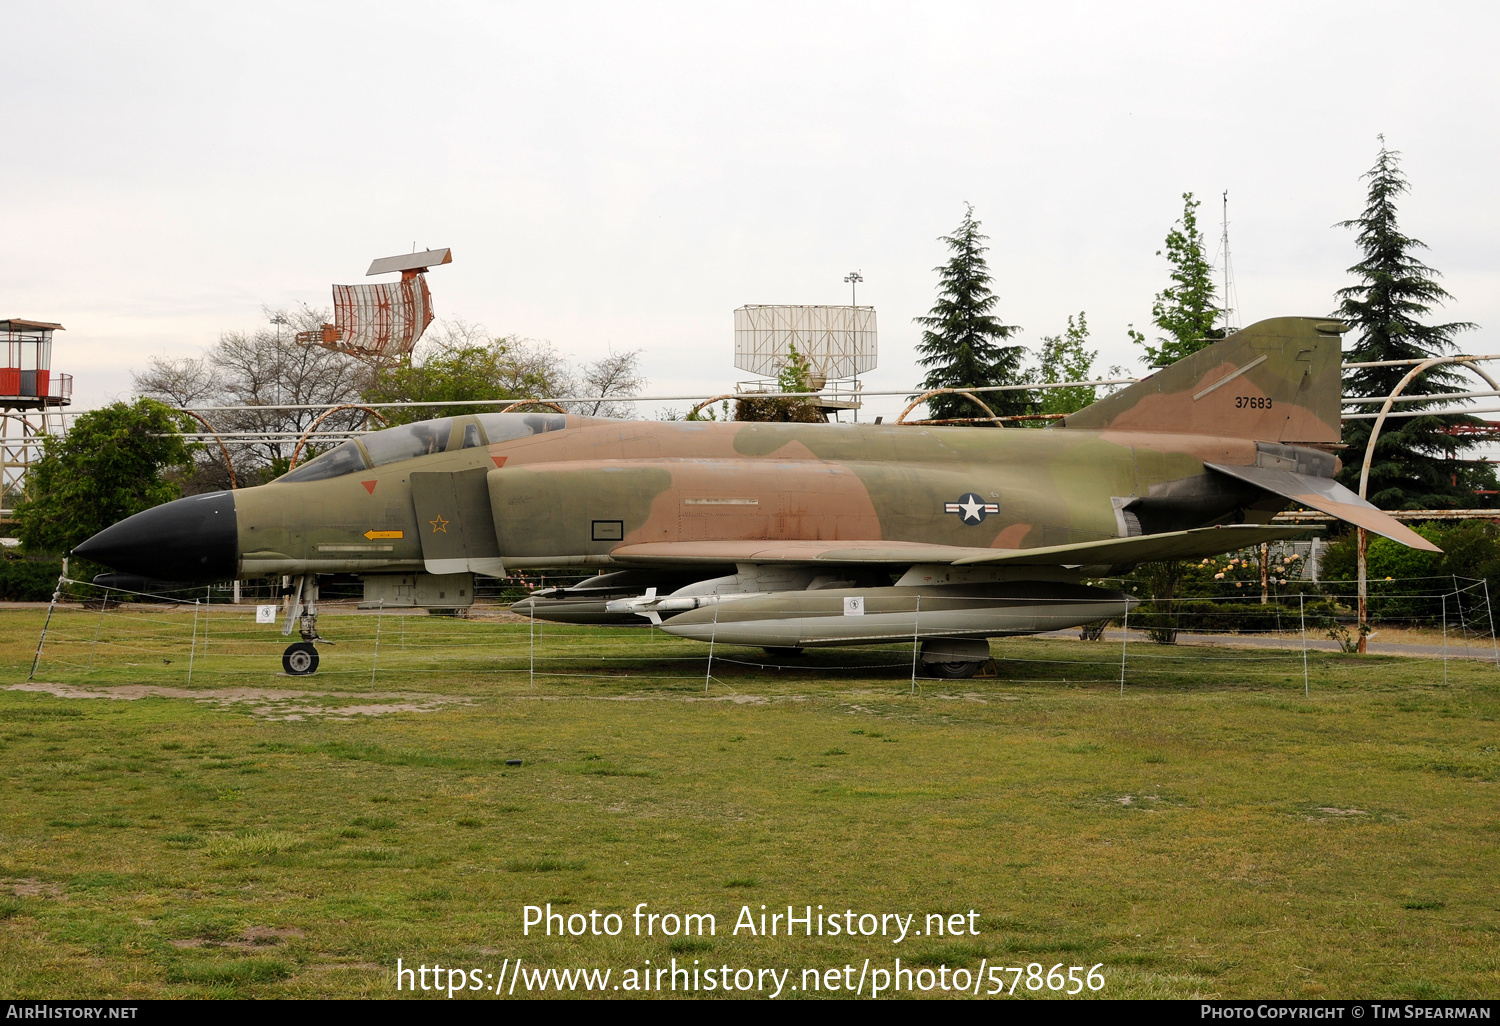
[76,317,1434,677]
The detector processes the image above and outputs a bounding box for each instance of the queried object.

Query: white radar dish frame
[734,305,878,381]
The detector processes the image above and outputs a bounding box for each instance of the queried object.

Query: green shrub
[0,554,62,601]
[1322,522,1500,625]
[1130,599,1341,638]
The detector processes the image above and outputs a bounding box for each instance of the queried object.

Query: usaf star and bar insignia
[944,492,1000,524]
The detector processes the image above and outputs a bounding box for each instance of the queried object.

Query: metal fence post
[187,599,200,684]
[1119,600,1129,696]
[1300,592,1309,699]
[88,587,109,672]
[371,599,383,685]
[705,601,720,693]
[1453,575,1471,655]
[1441,592,1449,687]
[1483,578,1499,668]
[910,594,921,695]
[29,572,64,681]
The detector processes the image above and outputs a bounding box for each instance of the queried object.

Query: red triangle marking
[361,480,377,494]
[491,455,508,468]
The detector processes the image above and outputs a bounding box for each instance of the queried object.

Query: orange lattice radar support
[297,248,451,363]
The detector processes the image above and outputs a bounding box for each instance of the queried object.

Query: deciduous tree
[14,399,196,556]
[1134,193,1226,368]
[1030,312,1099,418]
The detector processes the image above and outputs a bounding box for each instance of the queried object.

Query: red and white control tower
[0,319,72,526]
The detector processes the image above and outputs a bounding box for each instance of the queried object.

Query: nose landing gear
[281,574,325,676]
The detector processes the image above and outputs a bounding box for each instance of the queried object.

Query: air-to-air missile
[74,317,1436,678]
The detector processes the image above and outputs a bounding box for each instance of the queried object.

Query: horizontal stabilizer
[1205,464,1441,553]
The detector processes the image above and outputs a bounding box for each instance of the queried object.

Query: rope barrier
[26,572,1499,699]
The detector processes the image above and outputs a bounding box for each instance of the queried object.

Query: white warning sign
[256,604,277,624]
[843,596,865,616]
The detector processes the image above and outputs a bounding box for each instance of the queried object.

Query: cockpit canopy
[276,412,568,484]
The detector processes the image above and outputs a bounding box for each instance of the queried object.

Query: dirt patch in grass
[5,878,62,898]
[8,682,472,720]
[172,926,305,950]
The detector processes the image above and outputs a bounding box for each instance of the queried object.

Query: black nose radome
[73,491,237,582]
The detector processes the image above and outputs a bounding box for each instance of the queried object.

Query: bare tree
[495,336,577,400]
[576,348,646,418]
[421,316,493,352]
[132,355,221,407]
[212,306,373,469]
[134,306,372,488]
[131,309,642,492]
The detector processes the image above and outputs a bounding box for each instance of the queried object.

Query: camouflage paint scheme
[76,317,1436,666]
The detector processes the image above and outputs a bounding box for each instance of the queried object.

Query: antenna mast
[1218,190,1239,335]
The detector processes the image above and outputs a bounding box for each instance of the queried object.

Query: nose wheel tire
[282,642,320,676]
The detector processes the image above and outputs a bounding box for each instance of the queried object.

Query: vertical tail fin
[1063,316,1347,444]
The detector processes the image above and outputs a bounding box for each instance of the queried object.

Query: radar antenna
[297,248,452,364]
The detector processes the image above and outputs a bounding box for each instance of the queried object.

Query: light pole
[844,271,863,421]
[844,269,862,305]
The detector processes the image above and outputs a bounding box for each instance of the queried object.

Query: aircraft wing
[607,539,997,565]
[608,524,1314,568]
[948,524,1313,565]
[1204,463,1441,552]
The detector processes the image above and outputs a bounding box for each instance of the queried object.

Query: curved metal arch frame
[686,394,741,420]
[895,389,1000,425]
[1353,356,1500,652]
[177,410,238,490]
[288,405,390,471]
[499,400,570,415]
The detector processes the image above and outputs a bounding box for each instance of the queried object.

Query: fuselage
[77,411,1292,584]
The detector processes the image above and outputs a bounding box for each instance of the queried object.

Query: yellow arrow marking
[364,530,403,540]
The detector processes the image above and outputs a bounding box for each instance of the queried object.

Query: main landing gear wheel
[929,660,980,679]
[282,642,319,676]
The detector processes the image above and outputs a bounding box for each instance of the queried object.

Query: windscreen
[475,412,568,444]
[361,419,453,466]
[278,440,369,483]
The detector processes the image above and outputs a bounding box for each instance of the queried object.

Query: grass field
[0,602,1496,999]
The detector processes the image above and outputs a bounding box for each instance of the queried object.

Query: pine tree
[913,205,1025,421]
[1134,193,1226,368]
[1334,139,1492,509]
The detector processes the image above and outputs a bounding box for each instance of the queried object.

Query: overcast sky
[4,1,1497,422]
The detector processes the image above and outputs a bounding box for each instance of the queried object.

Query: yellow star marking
[429,515,450,534]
